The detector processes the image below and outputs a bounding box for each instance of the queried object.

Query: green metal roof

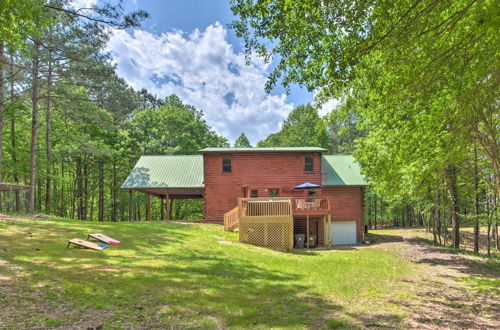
[121,153,366,189]
[321,155,367,186]
[121,155,204,189]
[199,147,327,153]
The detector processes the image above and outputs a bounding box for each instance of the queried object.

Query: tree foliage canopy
[234,132,252,148]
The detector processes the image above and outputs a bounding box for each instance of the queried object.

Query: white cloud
[106,23,293,144]
[314,94,342,117]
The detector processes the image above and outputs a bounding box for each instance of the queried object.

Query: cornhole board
[67,238,104,250]
[87,233,120,245]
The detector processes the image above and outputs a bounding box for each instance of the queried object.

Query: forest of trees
[231,0,499,256]
[1,0,498,256]
[0,1,229,221]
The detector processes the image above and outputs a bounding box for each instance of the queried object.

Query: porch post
[306,214,310,248]
[165,192,170,220]
[328,214,332,247]
[323,215,327,247]
[160,197,164,220]
[146,195,151,221]
[128,189,134,221]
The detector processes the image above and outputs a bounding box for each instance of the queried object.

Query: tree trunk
[70,175,76,219]
[474,146,480,253]
[45,49,53,213]
[83,157,88,220]
[98,159,104,221]
[111,159,117,222]
[28,40,41,213]
[487,198,491,258]
[89,179,95,220]
[76,157,83,219]
[60,161,65,217]
[9,53,20,211]
[435,190,442,244]
[0,42,4,211]
[446,165,460,249]
[373,195,377,229]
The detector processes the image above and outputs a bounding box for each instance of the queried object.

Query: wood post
[306,215,310,248]
[328,214,332,247]
[146,195,151,221]
[160,197,164,220]
[165,193,170,220]
[128,189,134,221]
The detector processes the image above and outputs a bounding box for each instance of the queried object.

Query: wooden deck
[225,197,332,249]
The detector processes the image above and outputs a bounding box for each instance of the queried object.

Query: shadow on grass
[365,232,404,244]
[1,220,350,328]
[407,237,500,279]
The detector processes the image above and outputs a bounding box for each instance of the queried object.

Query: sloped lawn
[0,218,449,328]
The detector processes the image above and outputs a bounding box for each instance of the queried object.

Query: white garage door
[331,221,357,245]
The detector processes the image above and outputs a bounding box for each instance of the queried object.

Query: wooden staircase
[223,206,239,231]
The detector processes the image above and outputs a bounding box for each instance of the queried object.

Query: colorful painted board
[88,233,120,245]
[67,238,104,250]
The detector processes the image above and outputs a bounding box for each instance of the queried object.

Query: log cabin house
[122,147,367,249]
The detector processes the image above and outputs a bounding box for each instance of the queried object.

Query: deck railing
[237,197,329,217]
[238,197,293,217]
[292,198,330,212]
[223,206,239,231]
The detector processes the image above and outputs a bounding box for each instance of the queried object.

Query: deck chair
[87,233,120,245]
[296,199,307,210]
[67,238,105,250]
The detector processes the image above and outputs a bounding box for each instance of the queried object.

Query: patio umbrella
[293,182,323,189]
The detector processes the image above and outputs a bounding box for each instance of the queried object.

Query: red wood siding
[203,152,322,220]
[319,186,364,242]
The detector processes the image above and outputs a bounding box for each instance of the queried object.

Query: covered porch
[121,155,205,220]
[129,187,203,220]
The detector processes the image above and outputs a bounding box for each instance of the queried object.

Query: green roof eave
[321,155,367,186]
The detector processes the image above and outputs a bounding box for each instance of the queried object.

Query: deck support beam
[328,214,332,247]
[306,215,310,249]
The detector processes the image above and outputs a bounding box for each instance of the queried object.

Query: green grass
[0,218,425,328]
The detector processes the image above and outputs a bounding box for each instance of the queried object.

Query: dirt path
[369,229,500,329]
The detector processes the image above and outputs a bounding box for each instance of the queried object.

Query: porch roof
[121,155,203,189]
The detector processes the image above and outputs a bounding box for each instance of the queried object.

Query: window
[251,189,258,198]
[308,189,316,197]
[304,156,314,172]
[222,158,232,173]
[269,189,279,197]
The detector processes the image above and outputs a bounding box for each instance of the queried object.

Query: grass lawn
[0,218,496,329]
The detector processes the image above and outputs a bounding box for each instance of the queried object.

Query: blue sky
[76,0,337,144]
